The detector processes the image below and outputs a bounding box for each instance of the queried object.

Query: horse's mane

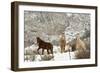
[37,37,45,43]
[37,37,51,44]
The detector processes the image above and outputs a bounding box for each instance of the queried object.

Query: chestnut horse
[36,37,53,55]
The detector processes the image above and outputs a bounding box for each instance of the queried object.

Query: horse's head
[36,37,42,44]
[76,33,80,40]
[36,37,39,43]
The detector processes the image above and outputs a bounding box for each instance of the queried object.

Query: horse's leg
[37,47,40,54]
[61,47,64,53]
[50,48,54,58]
[60,44,63,53]
[42,49,44,55]
[50,48,53,54]
[63,44,65,53]
[47,49,50,54]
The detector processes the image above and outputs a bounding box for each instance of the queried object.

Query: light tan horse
[59,33,66,53]
[75,33,86,52]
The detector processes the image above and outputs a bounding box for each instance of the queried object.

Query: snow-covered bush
[24,54,36,61]
[74,49,90,59]
[24,44,38,61]
[40,54,54,61]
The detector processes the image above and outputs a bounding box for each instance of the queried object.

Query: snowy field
[24,44,76,62]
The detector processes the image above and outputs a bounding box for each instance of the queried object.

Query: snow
[24,44,76,62]
[53,52,75,61]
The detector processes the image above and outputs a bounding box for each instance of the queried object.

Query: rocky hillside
[24,11,90,48]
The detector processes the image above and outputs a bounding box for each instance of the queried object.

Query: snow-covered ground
[53,52,75,61]
[24,44,76,62]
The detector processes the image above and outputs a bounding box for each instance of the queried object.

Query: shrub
[40,54,54,61]
[75,49,90,59]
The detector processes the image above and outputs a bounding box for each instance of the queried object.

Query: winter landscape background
[24,11,90,62]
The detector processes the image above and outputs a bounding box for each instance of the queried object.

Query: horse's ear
[36,37,40,40]
[36,37,38,39]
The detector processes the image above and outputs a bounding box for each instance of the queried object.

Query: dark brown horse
[36,37,53,55]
